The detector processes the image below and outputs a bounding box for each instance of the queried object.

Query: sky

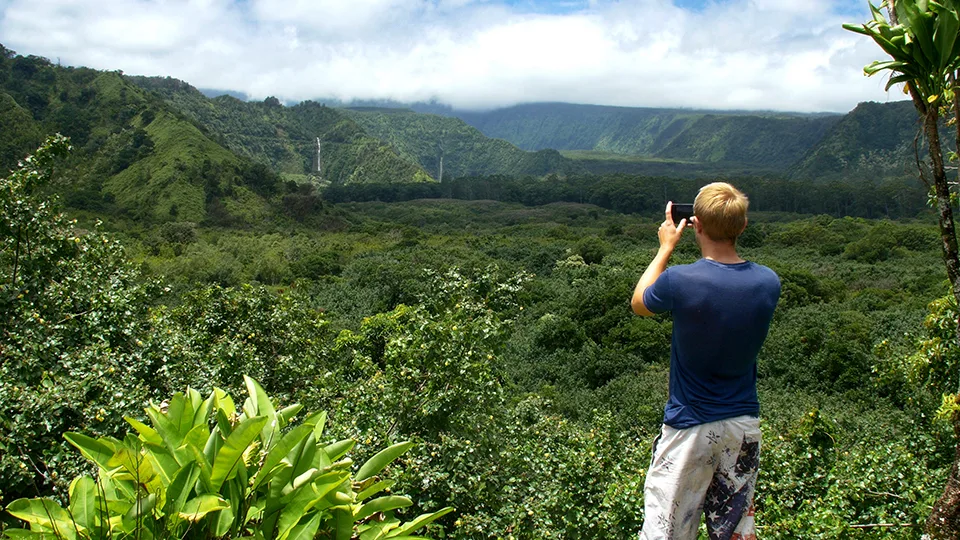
[0,0,907,113]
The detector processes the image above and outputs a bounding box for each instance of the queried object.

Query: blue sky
[0,0,901,112]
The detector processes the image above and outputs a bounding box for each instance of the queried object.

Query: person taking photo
[631,182,781,540]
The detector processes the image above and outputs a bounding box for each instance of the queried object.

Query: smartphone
[671,203,694,223]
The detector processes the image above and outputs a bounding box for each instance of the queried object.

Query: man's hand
[632,202,686,316]
[659,201,688,250]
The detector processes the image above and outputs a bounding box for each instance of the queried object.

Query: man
[631,182,780,540]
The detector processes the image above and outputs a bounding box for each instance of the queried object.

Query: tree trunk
[923,85,960,540]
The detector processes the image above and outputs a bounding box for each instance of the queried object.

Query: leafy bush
[4,376,452,539]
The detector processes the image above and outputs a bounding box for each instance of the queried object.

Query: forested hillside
[342,107,582,178]
[453,102,840,171]
[656,114,839,168]
[128,77,433,184]
[0,46,285,224]
[790,100,922,181]
[456,102,706,154]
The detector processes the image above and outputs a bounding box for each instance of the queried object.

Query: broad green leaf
[1,530,47,538]
[125,416,162,445]
[324,439,356,463]
[147,406,187,455]
[108,444,156,484]
[211,415,268,490]
[278,403,303,428]
[194,390,216,429]
[356,441,413,482]
[389,507,455,537]
[275,486,326,540]
[243,376,279,444]
[64,433,117,471]
[355,496,412,522]
[357,480,395,502]
[6,498,79,539]
[178,495,229,522]
[167,392,195,439]
[333,508,353,540]
[308,410,328,439]
[68,476,98,531]
[163,462,201,517]
[252,423,314,491]
[124,493,157,521]
[285,511,321,540]
[935,6,960,70]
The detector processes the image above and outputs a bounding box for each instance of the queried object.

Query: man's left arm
[631,203,686,317]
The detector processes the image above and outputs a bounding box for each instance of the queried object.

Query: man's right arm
[631,246,674,316]
[632,202,686,316]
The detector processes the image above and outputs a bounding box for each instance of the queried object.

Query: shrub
[3,376,452,539]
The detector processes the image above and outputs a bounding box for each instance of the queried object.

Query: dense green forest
[342,108,581,178]
[447,101,926,180]
[2,42,960,539]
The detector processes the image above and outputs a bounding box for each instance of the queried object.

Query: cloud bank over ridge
[0,0,901,112]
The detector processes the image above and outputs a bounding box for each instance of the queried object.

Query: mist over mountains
[2,41,924,210]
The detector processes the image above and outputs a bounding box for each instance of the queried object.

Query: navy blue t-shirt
[643,259,781,429]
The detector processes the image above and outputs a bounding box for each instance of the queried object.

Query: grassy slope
[0,53,281,224]
[343,108,582,178]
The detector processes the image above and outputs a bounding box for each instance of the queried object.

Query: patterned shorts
[639,415,761,540]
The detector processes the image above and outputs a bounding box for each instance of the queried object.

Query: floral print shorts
[639,415,761,540]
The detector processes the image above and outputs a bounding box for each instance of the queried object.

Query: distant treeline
[323,174,929,219]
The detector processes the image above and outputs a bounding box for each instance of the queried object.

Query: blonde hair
[693,182,749,242]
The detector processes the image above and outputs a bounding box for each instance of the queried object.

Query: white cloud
[0,0,900,112]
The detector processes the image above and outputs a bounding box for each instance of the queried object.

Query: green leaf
[286,511,322,540]
[6,498,79,539]
[124,493,157,522]
[1,530,48,538]
[211,415,268,490]
[244,376,278,442]
[389,507,454,537]
[68,476,98,531]
[167,392,196,439]
[278,403,303,428]
[357,480,395,502]
[333,508,353,540]
[324,439,356,463]
[163,462,201,517]
[356,441,413,482]
[178,495,229,522]
[355,496,412,522]
[64,433,117,471]
[935,6,960,70]
[252,422,315,491]
[125,416,163,446]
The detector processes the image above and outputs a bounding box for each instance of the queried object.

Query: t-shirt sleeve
[642,268,673,313]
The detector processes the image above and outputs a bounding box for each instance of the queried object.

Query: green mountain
[788,100,922,181]
[341,107,582,178]
[126,77,433,184]
[456,103,705,155]
[0,47,281,223]
[655,114,840,168]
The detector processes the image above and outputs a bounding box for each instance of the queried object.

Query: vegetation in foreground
[1,136,956,538]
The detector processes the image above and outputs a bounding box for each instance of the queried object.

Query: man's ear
[741,217,748,235]
[692,216,703,232]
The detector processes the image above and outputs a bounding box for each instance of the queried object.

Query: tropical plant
[845,2,960,535]
[3,376,452,539]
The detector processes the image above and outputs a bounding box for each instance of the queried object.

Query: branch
[849,523,917,529]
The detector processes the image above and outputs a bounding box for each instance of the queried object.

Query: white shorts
[639,415,761,540]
